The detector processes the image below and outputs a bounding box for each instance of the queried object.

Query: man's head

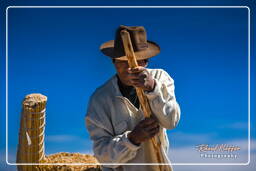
[100,25,159,88]
[113,59,148,86]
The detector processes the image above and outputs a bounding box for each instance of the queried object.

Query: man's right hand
[128,116,160,145]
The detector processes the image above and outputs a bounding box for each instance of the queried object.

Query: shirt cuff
[145,79,161,100]
[122,131,141,151]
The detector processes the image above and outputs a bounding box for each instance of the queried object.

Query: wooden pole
[121,30,172,171]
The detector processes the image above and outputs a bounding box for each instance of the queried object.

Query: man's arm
[127,67,180,129]
[85,98,140,168]
[145,69,181,129]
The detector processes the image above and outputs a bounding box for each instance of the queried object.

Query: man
[85,25,180,171]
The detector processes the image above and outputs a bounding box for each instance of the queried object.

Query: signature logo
[195,144,241,159]
[195,144,241,152]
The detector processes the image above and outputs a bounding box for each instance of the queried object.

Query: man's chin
[124,82,133,87]
[122,80,133,87]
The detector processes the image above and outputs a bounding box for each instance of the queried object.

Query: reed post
[17,93,47,171]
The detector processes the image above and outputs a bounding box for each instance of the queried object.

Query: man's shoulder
[89,75,116,102]
[148,68,173,81]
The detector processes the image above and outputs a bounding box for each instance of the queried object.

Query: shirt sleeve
[85,97,140,168]
[145,69,181,129]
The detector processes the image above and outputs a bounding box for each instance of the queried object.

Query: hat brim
[100,40,160,61]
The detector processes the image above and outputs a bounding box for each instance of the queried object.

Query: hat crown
[114,25,149,57]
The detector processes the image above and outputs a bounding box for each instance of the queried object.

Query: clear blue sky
[0,0,255,169]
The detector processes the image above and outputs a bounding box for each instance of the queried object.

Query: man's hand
[127,66,155,92]
[128,116,160,145]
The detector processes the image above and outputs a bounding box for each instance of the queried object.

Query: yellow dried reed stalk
[17,93,47,171]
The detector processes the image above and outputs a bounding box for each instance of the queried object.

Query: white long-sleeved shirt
[85,69,181,171]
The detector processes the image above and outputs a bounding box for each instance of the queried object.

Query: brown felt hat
[100,25,160,60]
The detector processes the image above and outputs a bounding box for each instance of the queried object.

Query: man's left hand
[127,66,155,92]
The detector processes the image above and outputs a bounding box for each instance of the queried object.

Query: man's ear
[144,59,149,67]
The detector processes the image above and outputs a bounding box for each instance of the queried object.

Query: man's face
[113,59,148,86]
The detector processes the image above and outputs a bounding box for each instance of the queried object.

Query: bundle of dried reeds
[17,93,47,171]
[37,152,101,171]
[16,94,101,171]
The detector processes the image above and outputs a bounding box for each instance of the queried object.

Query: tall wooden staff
[121,30,171,171]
